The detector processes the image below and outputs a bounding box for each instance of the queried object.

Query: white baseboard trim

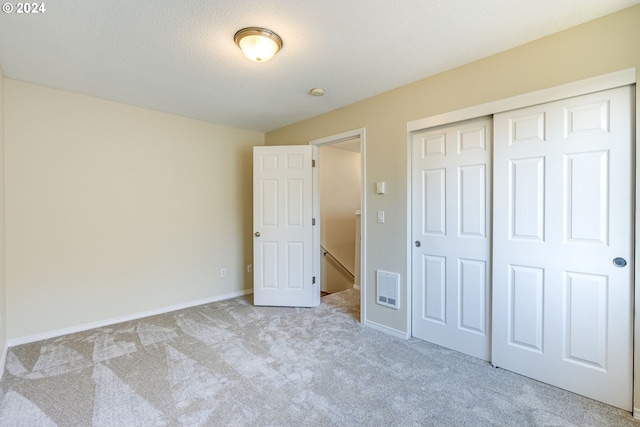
[364,319,410,340]
[0,342,7,382]
[7,289,253,347]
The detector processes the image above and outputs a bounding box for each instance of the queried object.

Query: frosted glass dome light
[234,27,283,62]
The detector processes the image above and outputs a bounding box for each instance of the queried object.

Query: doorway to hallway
[311,129,367,323]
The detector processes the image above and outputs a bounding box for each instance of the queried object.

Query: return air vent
[376,270,400,309]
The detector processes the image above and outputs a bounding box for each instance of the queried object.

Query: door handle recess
[613,257,627,267]
[415,241,421,247]
[254,232,261,237]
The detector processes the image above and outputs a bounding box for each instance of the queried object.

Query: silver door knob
[613,257,627,267]
[415,241,421,247]
[254,232,261,237]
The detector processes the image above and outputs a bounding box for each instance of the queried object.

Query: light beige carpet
[0,289,636,426]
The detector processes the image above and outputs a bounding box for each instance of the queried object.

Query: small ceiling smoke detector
[234,27,283,62]
[309,88,325,97]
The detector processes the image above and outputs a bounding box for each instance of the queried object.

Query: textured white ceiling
[0,0,637,132]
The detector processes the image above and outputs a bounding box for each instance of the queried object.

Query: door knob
[254,232,261,237]
[613,257,627,267]
[415,241,421,247]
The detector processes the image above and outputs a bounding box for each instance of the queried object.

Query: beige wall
[319,145,361,293]
[265,6,640,334]
[5,80,264,340]
[320,145,361,273]
[0,66,6,362]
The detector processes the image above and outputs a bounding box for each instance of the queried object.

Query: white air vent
[376,270,400,309]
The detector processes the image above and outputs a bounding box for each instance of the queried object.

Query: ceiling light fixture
[309,88,325,97]
[234,27,283,62]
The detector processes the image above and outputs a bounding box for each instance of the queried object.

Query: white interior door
[253,145,318,307]
[492,86,634,410]
[411,117,492,360]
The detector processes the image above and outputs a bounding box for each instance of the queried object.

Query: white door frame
[310,128,367,323]
[406,68,637,412]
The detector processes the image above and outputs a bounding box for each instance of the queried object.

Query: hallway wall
[319,145,361,292]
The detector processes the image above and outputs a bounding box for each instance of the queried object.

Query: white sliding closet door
[411,117,492,361]
[492,86,634,410]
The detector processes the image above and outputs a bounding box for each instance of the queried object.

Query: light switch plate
[376,181,385,194]
[377,211,385,223]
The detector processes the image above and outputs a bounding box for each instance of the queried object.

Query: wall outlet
[247,264,253,273]
[220,268,227,278]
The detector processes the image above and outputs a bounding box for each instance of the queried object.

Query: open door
[253,145,319,307]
